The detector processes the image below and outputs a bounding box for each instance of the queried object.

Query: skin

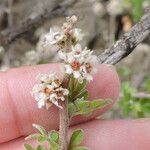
[0,64,149,150]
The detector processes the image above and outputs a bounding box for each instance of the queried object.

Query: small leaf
[36,145,45,150]
[75,100,91,115]
[68,76,88,102]
[90,99,112,109]
[69,129,84,149]
[69,75,76,93]
[32,124,47,135]
[70,99,112,117]
[48,130,59,143]
[24,144,34,150]
[48,139,58,150]
[48,133,59,150]
[25,133,41,140]
[25,133,48,142]
[37,135,48,142]
[75,79,87,93]
[68,102,77,118]
[75,90,89,101]
[72,146,90,150]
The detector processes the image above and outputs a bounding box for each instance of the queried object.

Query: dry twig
[0,3,149,66]
[99,11,150,65]
[0,0,77,46]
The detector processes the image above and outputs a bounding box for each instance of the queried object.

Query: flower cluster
[32,72,69,109]
[31,15,98,111]
[42,27,83,50]
[59,44,99,82]
[41,16,83,52]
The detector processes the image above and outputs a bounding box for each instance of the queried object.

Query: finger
[1,119,150,150]
[0,64,120,143]
[72,64,120,125]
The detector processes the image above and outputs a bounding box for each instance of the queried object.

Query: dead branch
[99,11,150,65]
[0,3,149,66]
[0,0,77,46]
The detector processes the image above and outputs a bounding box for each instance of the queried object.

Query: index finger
[0,64,120,143]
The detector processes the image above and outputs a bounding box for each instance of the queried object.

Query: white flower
[45,27,65,45]
[73,28,84,42]
[35,93,47,108]
[32,72,69,109]
[59,44,99,82]
[32,84,45,94]
[38,27,66,52]
[37,26,84,53]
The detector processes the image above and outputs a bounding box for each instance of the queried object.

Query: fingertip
[87,64,120,102]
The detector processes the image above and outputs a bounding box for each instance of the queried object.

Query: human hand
[0,64,149,150]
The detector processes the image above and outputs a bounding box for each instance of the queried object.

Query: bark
[98,11,150,65]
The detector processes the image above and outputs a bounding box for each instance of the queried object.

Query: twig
[0,0,78,46]
[0,3,149,66]
[98,11,150,65]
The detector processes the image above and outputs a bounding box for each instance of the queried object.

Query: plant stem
[59,32,71,149]
[59,98,69,150]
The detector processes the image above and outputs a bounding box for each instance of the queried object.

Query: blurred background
[0,0,150,119]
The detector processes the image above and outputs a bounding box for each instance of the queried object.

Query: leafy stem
[59,98,69,150]
[24,16,113,150]
[59,27,72,150]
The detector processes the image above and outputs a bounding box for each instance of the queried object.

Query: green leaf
[75,79,87,93]
[48,139,58,150]
[25,133,41,140]
[37,135,48,142]
[48,132,59,150]
[75,100,91,115]
[69,75,75,90]
[32,124,47,135]
[72,146,89,150]
[90,99,112,109]
[48,130,59,143]
[36,145,45,150]
[75,90,89,101]
[69,99,112,118]
[68,76,88,102]
[24,144,34,150]
[25,133,48,142]
[68,102,77,118]
[69,129,84,149]
[75,99,111,116]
